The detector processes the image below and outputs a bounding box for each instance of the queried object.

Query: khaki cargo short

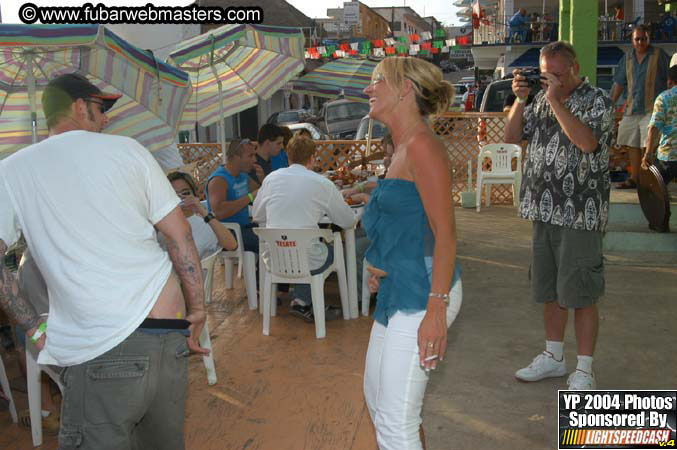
[58,329,190,450]
[616,112,652,149]
[530,222,605,308]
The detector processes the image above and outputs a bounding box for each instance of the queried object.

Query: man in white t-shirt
[252,135,357,322]
[0,73,207,449]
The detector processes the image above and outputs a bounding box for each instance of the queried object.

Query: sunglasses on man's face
[634,36,648,42]
[85,99,105,114]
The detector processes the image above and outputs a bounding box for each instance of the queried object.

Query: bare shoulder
[407,130,450,173]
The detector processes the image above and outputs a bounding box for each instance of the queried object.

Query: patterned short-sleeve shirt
[649,86,677,162]
[520,79,614,232]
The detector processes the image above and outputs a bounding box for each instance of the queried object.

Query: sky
[2,0,462,26]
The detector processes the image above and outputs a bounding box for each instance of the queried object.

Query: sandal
[616,179,637,189]
[18,409,60,435]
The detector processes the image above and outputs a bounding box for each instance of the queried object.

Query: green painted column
[570,0,598,85]
[559,0,571,42]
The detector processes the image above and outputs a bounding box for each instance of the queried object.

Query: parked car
[287,122,329,140]
[452,84,468,107]
[266,109,312,126]
[355,115,388,140]
[317,99,370,140]
[458,76,476,86]
[479,78,541,112]
[440,60,459,73]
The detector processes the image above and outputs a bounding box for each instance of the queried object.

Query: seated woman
[164,172,237,258]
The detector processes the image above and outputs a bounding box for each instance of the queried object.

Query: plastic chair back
[254,228,334,280]
[478,143,521,176]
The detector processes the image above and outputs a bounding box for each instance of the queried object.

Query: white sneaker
[515,351,567,382]
[567,369,596,390]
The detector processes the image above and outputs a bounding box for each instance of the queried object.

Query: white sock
[577,355,594,373]
[41,410,50,418]
[545,340,564,361]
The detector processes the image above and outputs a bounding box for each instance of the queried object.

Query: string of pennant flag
[304,28,472,60]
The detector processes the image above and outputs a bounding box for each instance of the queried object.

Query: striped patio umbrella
[168,24,305,154]
[0,24,191,159]
[290,58,378,103]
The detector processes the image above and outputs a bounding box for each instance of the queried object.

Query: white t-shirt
[0,130,180,366]
[252,164,357,269]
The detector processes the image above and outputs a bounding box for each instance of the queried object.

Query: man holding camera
[505,42,614,390]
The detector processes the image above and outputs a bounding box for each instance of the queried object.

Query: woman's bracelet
[429,292,450,305]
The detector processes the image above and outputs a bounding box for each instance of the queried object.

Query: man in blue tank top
[206,138,260,253]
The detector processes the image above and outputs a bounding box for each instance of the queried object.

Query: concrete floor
[1,205,676,450]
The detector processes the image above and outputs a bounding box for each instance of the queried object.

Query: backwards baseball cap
[42,73,122,120]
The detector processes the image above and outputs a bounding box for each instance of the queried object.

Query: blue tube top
[362,179,461,326]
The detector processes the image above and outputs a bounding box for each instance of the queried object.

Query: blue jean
[292,243,334,306]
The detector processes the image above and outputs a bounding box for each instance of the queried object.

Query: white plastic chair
[26,339,63,447]
[198,200,257,310]
[0,353,17,424]
[199,249,221,386]
[476,143,522,212]
[220,223,257,311]
[253,228,349,339]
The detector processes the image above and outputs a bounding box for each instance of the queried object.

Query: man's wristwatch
[204,212,215,223]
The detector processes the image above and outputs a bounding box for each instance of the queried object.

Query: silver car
[318,99,370,140]
[355,115,388,140]
[287,122,329,140]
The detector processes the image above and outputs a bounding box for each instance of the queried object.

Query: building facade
[324,2,391,41]
[371,6,432,39]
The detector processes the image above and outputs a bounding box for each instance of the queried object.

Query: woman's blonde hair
[287,134,317,165]
[373,57,454,116]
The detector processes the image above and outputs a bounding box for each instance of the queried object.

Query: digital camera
[521,68,543,87]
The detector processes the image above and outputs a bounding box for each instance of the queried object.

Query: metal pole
[365,117,374,156]
[26,52,38,144]
[209,35,227,163]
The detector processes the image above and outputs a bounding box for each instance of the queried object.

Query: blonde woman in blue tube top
[361,56,463,450]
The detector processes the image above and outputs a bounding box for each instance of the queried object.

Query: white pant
[364,279,462,450]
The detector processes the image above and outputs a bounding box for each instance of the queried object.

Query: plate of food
[345,197,365,208]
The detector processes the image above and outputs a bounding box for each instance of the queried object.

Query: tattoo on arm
[0,241,40,330]
[165,230,204,313]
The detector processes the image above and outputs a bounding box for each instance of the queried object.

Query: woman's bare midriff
[147,270,187,319]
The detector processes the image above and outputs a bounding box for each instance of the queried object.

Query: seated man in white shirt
[252,135,357,322]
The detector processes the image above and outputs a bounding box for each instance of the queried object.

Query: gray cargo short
[58,325,190,450]
[530,221,605,308]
